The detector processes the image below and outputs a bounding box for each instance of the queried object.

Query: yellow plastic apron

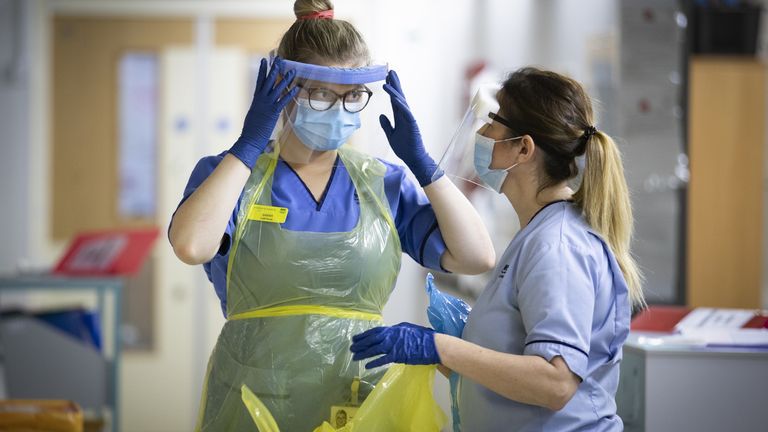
[195,144,402,431]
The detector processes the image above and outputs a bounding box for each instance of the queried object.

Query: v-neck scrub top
[176,151,449,315]
[459,201,631,431]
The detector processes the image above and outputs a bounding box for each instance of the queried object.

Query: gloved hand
[350,322,441,369]
[228,57,299,169]
[379,70,444,187]
[426,273,471,338]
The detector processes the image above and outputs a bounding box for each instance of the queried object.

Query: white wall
[482,0,617,85]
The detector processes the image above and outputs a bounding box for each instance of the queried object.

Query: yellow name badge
[329,376,360,428]
[330,405,358,429]
[248,204,288,223]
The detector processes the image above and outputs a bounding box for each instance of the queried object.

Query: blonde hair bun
[294,0,334,19]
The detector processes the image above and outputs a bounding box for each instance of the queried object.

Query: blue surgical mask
[292,101,361,151]
[473,132,520,193]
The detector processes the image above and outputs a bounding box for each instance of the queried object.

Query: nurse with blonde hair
[352,67,644,431]
[169,0,494,430]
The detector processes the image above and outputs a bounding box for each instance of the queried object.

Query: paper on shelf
[674,308,754,333]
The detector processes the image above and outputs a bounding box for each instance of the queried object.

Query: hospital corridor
[0,0,766,431]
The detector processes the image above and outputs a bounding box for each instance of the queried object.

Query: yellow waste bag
[242,364,447,432]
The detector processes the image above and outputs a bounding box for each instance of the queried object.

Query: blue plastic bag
[425,273,470,432]
[35,308,101,350]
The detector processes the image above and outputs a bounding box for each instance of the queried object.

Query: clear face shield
[270,56,389,165]
[432,83,520,192]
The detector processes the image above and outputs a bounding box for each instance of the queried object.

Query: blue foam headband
[277,58,388,85]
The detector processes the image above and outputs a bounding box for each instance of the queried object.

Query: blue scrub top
[176,151,448,315]
[459,201,630,431]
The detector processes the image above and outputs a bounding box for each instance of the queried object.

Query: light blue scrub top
[176,151,448,315]
[459,201,630,431]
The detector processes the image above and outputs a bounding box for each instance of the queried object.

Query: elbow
[545,381,578,412]
[546,396,569,412]
[479,249,496,272]
[466,249,496,275]
[172,242,211,266]
[472,235,497,274]
[169,217,218,265]
[170,232,215,265]
[444,248,496,275]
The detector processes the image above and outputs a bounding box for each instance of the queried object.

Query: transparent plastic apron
[195,145,402,431]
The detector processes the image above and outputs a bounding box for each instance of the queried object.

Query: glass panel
[118,52,158,219]
[116,52,158,351]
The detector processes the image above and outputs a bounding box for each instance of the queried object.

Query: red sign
[53,228,159,276]
[631,305,768,332]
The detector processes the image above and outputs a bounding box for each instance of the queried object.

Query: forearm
[423,176,495,274]
[434,334,578,411]
[170,154,250,264]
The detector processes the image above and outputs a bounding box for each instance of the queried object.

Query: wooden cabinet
[687,57,765,308]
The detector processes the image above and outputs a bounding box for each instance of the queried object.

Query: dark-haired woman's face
[480,95,518,141]
[478,119,513,141]
[477,125,522,171]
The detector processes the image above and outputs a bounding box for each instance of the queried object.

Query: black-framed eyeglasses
[296,85,373,113]
[489,112,518,132]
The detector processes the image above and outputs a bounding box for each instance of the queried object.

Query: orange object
[0,400,83,432]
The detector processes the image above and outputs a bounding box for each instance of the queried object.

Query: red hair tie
[298,10,334,20]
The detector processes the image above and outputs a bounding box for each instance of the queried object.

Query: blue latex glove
[228,57,299,169]
[425,273,470,432]
[350,322,441,369]
[379,70,444,187]
[426,273,471,338]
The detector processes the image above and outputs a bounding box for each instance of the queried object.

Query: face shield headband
[270,54,389,85]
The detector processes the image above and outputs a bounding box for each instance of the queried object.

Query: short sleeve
[517,241,595,379]
[382,163,448,272]
[169,153,239,258]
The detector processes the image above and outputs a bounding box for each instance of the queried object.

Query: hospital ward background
[0,0,767,431]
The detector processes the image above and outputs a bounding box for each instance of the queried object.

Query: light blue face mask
[473,132,521,193]
[292,100,361,151]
